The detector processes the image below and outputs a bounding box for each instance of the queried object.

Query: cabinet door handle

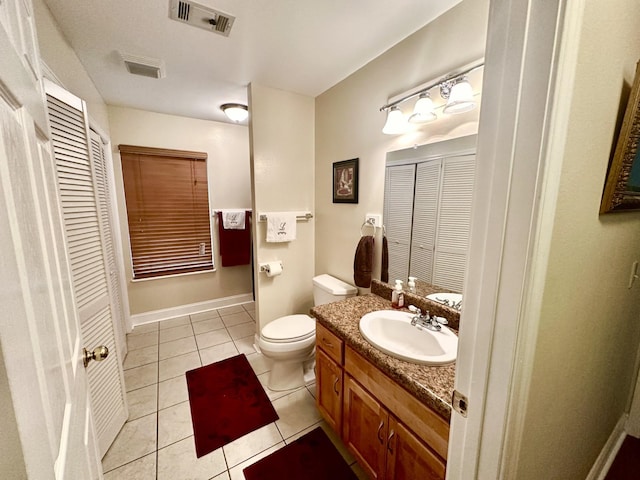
[387,430,395,454]
[333,376,340,395]
[377,420,385,444]
[322,338,333,348]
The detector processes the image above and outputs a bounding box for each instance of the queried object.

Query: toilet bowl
[258,274,357,391]
[257,314,316,391]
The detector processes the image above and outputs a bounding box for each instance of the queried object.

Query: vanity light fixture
[382,106,407,135]
[442,77,476,114]
[221,103,248,122]
[380,62,483,135]
[408,93,437,124]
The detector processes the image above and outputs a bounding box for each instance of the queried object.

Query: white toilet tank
[312,274,357,306]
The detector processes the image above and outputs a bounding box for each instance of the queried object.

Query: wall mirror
[383,134,477,294]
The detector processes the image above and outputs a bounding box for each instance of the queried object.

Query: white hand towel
[266,212,297,242]
[222,210,246,230]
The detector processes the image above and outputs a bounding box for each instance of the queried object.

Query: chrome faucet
[408,305,448,332]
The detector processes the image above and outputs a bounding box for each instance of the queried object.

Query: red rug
[243,427,357,480]
[186,354,279,458]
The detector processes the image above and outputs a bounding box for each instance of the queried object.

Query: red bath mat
[243,426,357,480]
[186,354,279,458]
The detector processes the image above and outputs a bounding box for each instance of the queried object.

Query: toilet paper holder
[259,262,283,274]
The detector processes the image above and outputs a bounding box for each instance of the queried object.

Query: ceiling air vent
[120,53,166,79]
[169,0,235,37]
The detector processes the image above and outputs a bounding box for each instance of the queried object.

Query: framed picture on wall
[600,61,640,213]
[333,158,359,204]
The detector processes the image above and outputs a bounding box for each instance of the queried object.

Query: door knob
[83,345,109,368]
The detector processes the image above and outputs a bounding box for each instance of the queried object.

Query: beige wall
[107,106,252,315]
[0,345,27,479]
[249,84,315,330]
[515,1,640,478]
[314,0,489,290]
[33,0,110,133]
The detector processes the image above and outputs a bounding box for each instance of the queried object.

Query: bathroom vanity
[311,290,458,480]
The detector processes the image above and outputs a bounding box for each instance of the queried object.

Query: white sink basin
[359,310,458,365]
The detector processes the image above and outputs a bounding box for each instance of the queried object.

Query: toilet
[257,274,357,391]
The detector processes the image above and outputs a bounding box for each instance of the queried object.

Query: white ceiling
[42,0,462,125]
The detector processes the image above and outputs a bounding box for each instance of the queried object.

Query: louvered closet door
[410,160,441,283]
[383,164,416,283]
[90,130,127,358]
[432,154,475,292]
[46,82,127,457]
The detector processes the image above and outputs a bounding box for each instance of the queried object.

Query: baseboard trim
[129,293,254,328]
[586,414,628,480]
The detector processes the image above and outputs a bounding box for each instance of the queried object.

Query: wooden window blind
[119,145,213,279]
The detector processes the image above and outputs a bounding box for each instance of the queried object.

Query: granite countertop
[311,292,456,421]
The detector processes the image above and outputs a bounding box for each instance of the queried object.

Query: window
[119,145,213,279]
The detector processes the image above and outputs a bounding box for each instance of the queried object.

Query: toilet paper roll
[265,261,283,277]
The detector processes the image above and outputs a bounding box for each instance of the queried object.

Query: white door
[90,129,129,361]
[432,155,475,292]
[383,164,416,283]
[0,0,102,477]
[447,1,570,478]
[410,160,440,283]
[45,81,128,457]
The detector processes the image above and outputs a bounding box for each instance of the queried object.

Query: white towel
[266,212,297,242]
[222,210,246,230]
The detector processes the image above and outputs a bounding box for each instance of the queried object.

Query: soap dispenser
[392,280,405,309]
[408,276,417,294]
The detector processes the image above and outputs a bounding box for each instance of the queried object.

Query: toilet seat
[261,314,315,343]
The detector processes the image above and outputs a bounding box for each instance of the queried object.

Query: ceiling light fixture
[221,103,248,122]
[380,62,483,134]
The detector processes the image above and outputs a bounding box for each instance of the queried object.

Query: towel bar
[258,212,313,222]
[212,209,252,215]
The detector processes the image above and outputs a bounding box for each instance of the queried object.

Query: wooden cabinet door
[316,348,343,433]
[316,322,344,363]
[386,416,446,480]
[343,374,388,479]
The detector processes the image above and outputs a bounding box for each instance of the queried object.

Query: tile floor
[103,302,370,479]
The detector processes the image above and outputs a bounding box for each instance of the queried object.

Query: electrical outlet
[365,214,382,227]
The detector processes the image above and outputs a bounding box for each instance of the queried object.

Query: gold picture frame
[600,61,640,213]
